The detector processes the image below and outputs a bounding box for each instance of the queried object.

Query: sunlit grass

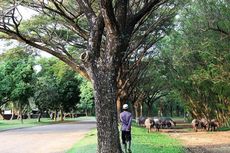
[67,125,185,153]
[0,117,95,131]
[0,118,56,131]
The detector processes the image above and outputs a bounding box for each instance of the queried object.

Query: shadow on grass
[67,125,185,153]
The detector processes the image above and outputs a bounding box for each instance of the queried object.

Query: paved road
[0,119,96,153]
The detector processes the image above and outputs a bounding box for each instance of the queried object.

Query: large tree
[34,58,81,121]
[78,79,94,116]
[0,1,182,152]
[0,47,35,122]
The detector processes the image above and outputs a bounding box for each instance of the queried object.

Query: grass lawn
[0,117,95,131]
[217,126,230,131]
[67,125,185,153]
[0,118,57,131]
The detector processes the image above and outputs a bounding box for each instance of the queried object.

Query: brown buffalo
[191,119,199,132]
[209,119,219,131]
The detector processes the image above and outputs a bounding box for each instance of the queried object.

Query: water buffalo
[144,118,154,133]
[209,119,219,131]
[161,118,176,129]
[153,117,162,131]
[200,118,209,131]
[137,116,146,127]
[191,119,199,132]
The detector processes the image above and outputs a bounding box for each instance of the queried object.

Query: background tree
[35,58,81,121]
[158,0,230,125]
[78,79,94,116]
[33,76,59,122]
[0,47,35,123]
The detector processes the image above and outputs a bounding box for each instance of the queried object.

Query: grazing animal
[138,117,146,127]
[144,118,154,133]
[162,118,176,129]
[209,119,219,131]
[191,119,199,132]
[200,118,209,131]
[153,118,161,131]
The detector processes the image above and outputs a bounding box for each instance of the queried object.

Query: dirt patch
[162,121,230,153]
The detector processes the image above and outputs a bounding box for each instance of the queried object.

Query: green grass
[217,126,230,131]
[67,125,185,153]
[67,129,97,153]
[0,117,95,131]
[0,118,57,131]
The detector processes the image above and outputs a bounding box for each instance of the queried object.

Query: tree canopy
[0,47,36,122]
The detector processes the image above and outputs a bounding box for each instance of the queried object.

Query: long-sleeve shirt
[120,111,132,131]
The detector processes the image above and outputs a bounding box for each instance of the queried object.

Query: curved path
[0,119,96,153]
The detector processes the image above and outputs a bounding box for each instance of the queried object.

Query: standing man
[120,104,132,153]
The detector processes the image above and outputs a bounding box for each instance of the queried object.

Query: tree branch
[76,0,97,26]
[0,28,90,79]
[115,0,128,33]
[128,0,167,27]
[100,0,119,34]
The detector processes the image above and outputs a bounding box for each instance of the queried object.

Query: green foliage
[158,0,230,123]
[33,76,60,111]
[78,80,94,115]
[0,47,35,108]
[34,58,81,113]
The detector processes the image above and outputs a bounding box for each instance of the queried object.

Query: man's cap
[123,104,128,109]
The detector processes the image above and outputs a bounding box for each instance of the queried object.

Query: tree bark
[140,103,143,117]
[27,113,31,119]
[116,96,126,119]
[37,111,42,122]
[10,107,14,120]
[19,104,23,124]
[147,103,153,117]
[10,113,14,120]
[92,68,122,153]
[60,109,64,121]
[116,96,121,118]
[133,101,140,123]
[0,109,4,120]
[54,110,58,121]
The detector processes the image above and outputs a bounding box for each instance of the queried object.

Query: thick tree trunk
[10,107,14,120]
[10,113,14,120]
[37,111,42,122]
[92,69,122,153]
[0,109,4,120]
[170,103,173,117]
[140,103,143,117]
[27,113,31,119]
[134,102,139,123]
[147,104,153,117]
[116,96,121,118]
[60,109,64,122]
[19,105,23,124]
[54,110,58,121]
[116,96,126,119]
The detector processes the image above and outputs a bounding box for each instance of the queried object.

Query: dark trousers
[121,131,131,144]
